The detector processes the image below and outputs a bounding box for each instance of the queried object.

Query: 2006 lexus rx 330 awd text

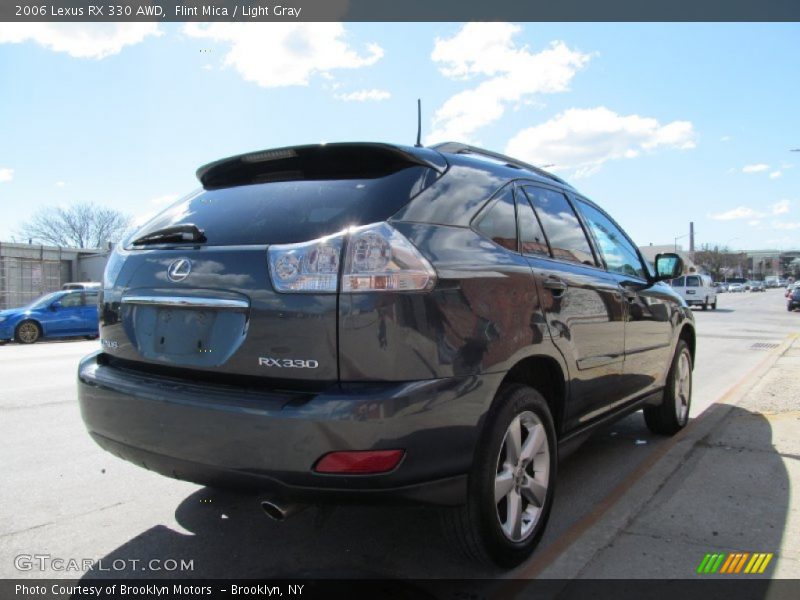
[78,142,694,567]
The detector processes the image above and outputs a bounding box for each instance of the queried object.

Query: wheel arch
[678,323,696,366]
[495,355,567,437]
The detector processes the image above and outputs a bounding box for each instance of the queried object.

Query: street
[1,289,798,579]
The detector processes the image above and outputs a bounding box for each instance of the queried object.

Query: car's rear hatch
[99,143,446,386]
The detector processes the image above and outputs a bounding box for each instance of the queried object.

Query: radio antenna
[415,99,422,147]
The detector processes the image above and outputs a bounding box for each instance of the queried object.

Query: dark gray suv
[78,142,694,567]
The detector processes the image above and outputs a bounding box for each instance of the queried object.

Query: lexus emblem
[167,258,192,282]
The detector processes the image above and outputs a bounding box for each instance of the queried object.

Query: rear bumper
[78,352,501,506]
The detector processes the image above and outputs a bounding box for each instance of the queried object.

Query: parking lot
[1,288,798,579]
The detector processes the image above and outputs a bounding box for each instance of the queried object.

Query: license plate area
[123,303,248,368]
[154,308,215,356]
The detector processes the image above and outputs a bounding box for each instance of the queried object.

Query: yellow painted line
[759,553,774,574]
[744,553,760,574]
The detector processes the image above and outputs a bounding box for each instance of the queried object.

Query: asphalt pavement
[0,288,797,579]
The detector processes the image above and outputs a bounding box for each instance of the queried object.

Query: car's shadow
[79,407,788,581]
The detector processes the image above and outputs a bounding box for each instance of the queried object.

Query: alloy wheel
[674,350,691,424]
[17,322,39,344]
[494,411,550,542]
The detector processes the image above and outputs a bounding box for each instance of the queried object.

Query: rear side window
[516,190,549,256]
[686,276,701,287]
[475,187,517,251]
[576,199,645,279]
[671,277,685,286]
[523,186,596,266]
[128,166,438,247]
[83,292,99,306]
[60,293,82,308]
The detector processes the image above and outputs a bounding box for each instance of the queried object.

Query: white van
[669,274,717,310]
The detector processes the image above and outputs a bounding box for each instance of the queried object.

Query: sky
[0,22,798,251]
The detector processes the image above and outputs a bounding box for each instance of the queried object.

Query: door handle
[542,278,568,296]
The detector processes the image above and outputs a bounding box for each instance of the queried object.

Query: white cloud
[183,23,383,88]
[742,163,769,173]
[505,107,695,177]
[335,89,391,102]
[720,136,732,142]
[772,199,791,215]
[710,206,763,221]
[55,181,66,188]
[769,171,782,179]
[0,168,12,183]
[747,220,761,227]
[772,221,800,230]
[426,23,592,144]
[0,24,161,59]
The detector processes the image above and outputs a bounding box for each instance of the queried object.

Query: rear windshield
[127,166,438,247]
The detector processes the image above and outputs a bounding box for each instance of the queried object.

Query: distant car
[0,290,100,344]
[749,281,766,292]
[62,282,102,290]
[727,283,745,293]
[788,289,800,311]
[713,282,727,293]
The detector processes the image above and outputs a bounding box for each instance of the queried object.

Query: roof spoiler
[196,143,448,189]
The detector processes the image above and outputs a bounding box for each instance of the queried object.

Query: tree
[17,202,131,249]
[693,244,747,281]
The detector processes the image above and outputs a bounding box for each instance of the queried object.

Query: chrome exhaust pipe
[260,499,306,521]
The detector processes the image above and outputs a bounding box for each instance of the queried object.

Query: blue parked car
[0,290,100,344]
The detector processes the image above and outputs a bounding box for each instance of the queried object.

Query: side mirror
[653,253,684,282]
[50,302,62,311]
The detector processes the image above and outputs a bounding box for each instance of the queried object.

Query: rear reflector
[314,450,405,474]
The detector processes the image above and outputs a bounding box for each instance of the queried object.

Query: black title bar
[2,0,800,22]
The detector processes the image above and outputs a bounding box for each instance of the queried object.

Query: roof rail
[430,142,569,186]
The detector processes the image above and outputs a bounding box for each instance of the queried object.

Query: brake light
[268,222,436,293]
[314,450,405,474]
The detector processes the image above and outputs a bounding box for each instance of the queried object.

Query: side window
[685,276,700,287]
[523,186,596,265]
[60,293,82,308]
[516,189,549,256]
[576,199,646,279]
[671,277,685,287]
[83,292,99,306]
[475,186,517,251]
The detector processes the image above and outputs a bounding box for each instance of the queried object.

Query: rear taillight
[268,222,436,294]
[268,234,343,293]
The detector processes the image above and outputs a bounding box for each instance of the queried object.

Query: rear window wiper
[131,224,207,246]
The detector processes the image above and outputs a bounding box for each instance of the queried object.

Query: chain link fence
[0,257,65,310]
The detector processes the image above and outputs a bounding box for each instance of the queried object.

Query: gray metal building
[0,242,110,309]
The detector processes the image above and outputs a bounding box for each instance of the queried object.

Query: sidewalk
[532,335,800,579]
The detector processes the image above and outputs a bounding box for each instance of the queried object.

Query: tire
[701,298,708,311]
[644,340,692,435]
[443,384,557,567]
[15,320,42,344]
[711,300,717,310]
